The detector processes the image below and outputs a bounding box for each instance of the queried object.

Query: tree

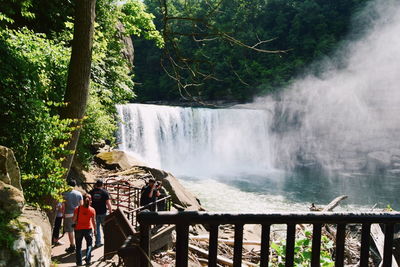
[60,0,96,174]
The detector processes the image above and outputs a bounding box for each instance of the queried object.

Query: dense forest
[135,0,371,102]
[0,0,371,219]
[0,0,162,211]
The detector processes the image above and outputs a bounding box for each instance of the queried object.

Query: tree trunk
[46,0,96,227]
[61,0,96,175]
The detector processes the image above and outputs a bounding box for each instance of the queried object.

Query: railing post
[360,223,371,267]
[128,186,131,212]
[176,224,189,267]
[117,183,120,207]
[311,223,322,267]
[139,220,151,267]
[382,223,394,266]
[285,224,296,267]
[233,224,244,267]
[335,224,346,267]
[208,224,219,267]
[260,224,271,267]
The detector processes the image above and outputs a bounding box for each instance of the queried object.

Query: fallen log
[322,195,348,212]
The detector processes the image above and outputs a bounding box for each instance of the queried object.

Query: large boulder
[94,150,146,170]
[0,146,51,267]
[140,166,204,211]
[0,145,22,191]
[0,180,24,217]
[0,206,52,267]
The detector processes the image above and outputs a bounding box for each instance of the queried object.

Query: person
[52,202,64,245]
[140,178,160,211]
[156,181,167,211]
[73,193,96,266]
[63,179,83,253]
[89,179,112,248]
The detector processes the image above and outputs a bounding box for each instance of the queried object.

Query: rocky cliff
[0,146,51,267]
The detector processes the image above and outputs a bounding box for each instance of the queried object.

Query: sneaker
[65,245,75,253]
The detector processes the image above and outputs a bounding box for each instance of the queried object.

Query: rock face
[0,180,25,217]
[0,146,25,217]
[116,21,134,67]
[95,150,146,170]
[0,146,51,267]
[0,207,52,267]
[0,145,22,190]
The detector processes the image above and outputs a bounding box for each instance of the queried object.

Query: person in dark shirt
[140,178,160,211]
[89,180,112,248]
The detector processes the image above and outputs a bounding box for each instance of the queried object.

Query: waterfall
[117,104,274,176]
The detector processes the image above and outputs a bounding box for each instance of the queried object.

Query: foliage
[76,93,118,167]
[121,0,164,48]
[0,0,163,212]
[135,0,371,102]
[75,0,163,166]
[0,28,71,207]
[270,231,334,266]
[0,214,18,252]
[385,204,394,212]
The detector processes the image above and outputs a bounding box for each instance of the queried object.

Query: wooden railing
[138,211,400,267]
[83,180,142,211]
[83,181,172,229]
[127,196,172,230]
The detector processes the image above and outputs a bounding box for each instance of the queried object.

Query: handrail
[126,196,172,229]
[82,181,142,211]
[138,211,400,267]
[131,196,172,213]
[138,211,400,224]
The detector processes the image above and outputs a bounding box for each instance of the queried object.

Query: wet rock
[343,158,366,171]
[94,150,146,170]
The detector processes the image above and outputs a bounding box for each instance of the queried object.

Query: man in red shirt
[73,194,96,266]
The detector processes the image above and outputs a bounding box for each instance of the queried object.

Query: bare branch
[158,0,288,105]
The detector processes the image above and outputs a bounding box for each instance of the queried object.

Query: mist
[249,0,400,175]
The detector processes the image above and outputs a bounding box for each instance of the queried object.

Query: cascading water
[117,104,274,176]
[117,0,400,211]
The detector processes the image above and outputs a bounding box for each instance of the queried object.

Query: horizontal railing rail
[125,195,172,230]
[82,181,172,230]
[138,211,400,267]
[82,181,142,212]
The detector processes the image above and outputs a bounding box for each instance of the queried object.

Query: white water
[117,104,274,177]
[116,0,400,211]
